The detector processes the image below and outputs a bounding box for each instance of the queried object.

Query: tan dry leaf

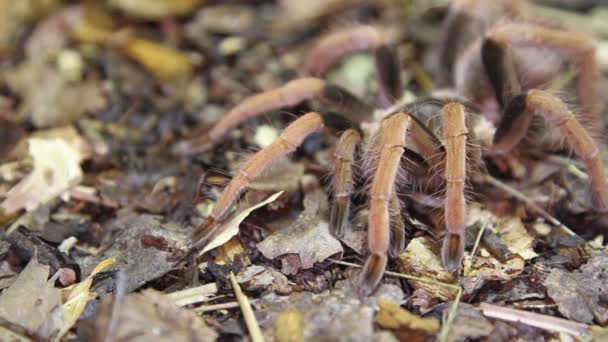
[1,137,84,214]
[108,0,203,20]
[89,289,217,342]
[0,258,62,338]
[275,309,304,342]
[496,217,539,260]
[200,191,284,255]
[122,38,193,81]
[396,237,458,300]
[56,258,116,341]
[463,254,525,281]
[375,298,439,335]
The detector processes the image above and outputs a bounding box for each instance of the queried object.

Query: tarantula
[182,0,608,296]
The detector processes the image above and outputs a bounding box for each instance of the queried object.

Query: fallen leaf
[275,309,304,342]
[375,298,439,341]
[463,254,525,282]
[1,137,84,214]
[544,251,608,323]
[496,217,538,260]
[57,258,116,340]
[396,237,457,300]
[200,191,284,255]
[0,258,63,338]
[446,303,494,342]
[108,0,203,20]
[236,265,292,294]
[87,289,217,342]
[121,38,193,81]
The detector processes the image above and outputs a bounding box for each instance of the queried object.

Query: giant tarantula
[182,0,608,295]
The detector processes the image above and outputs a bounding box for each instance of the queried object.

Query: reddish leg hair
[360,112,410,296]
[441,103,468,272]
[493,90,608,211]
[190,112,325,250]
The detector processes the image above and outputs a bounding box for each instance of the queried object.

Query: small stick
[469,221,488,264]
[194,300,252,313]
[480,303,589,337]
[229,272,265,342]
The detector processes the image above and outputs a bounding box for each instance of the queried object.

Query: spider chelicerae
[180,0,608,296]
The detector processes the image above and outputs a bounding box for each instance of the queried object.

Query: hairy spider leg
[441,102,468,272]
[189,112,359,253]
[482,27,608,212]
[493,90,608,212]
[174,78,372,154]
[484,23,600,126]
[360,112,410,296]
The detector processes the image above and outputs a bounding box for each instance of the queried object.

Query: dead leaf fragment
[275,309,304,342]
[122,38,193,81]
[375,298,439,341]
[496,217,538,260]
[201,191,284,255]
[57,258,116,340]
[396,237,457,300]
[1,137,84,214]
[88,289,217,342]
[108,0,203,20]
[0,258,62,338]
[236,265,291,294]
[544,251,608,324]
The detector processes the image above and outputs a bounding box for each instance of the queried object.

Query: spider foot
[358,252,387,297]
[441,232,464,273]
[329,196,350,239]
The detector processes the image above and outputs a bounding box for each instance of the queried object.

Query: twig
[480,303,589,337]
[229,272,265,342]
[469,221,488,264]
[194,300,254,313]
[439,287,462,342]
[483,174,579,238]
[547,155,589,180]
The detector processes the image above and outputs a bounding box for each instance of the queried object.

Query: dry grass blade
[480,303,590,337]
[229,272,265,342]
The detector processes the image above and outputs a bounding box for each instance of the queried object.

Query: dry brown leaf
[201,191,284,255]
[275,309,304,342]
[463,254,525,285]
[544,251,608,324]
[496,217,538,260]
[236,265,292,294]
[108,0,203,20]
[375,298,439,340]
[0,258,63,338]
[56,258,116,340]
[121,38,193,81]
[396,237,458,300]
[88,289,217,342]
[1,137,85,214]
[0,0,62,55]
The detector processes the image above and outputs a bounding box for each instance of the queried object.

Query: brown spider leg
[330,128,361,238]
[493,90,608,212]
[441,102,468,272]
[175,78,372,154]
[190,112,325,251]
[304,26,388,77]
[485,23,600,124]
[360,112,410,296]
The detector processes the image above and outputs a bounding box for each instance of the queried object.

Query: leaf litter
[1,1,608,341]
